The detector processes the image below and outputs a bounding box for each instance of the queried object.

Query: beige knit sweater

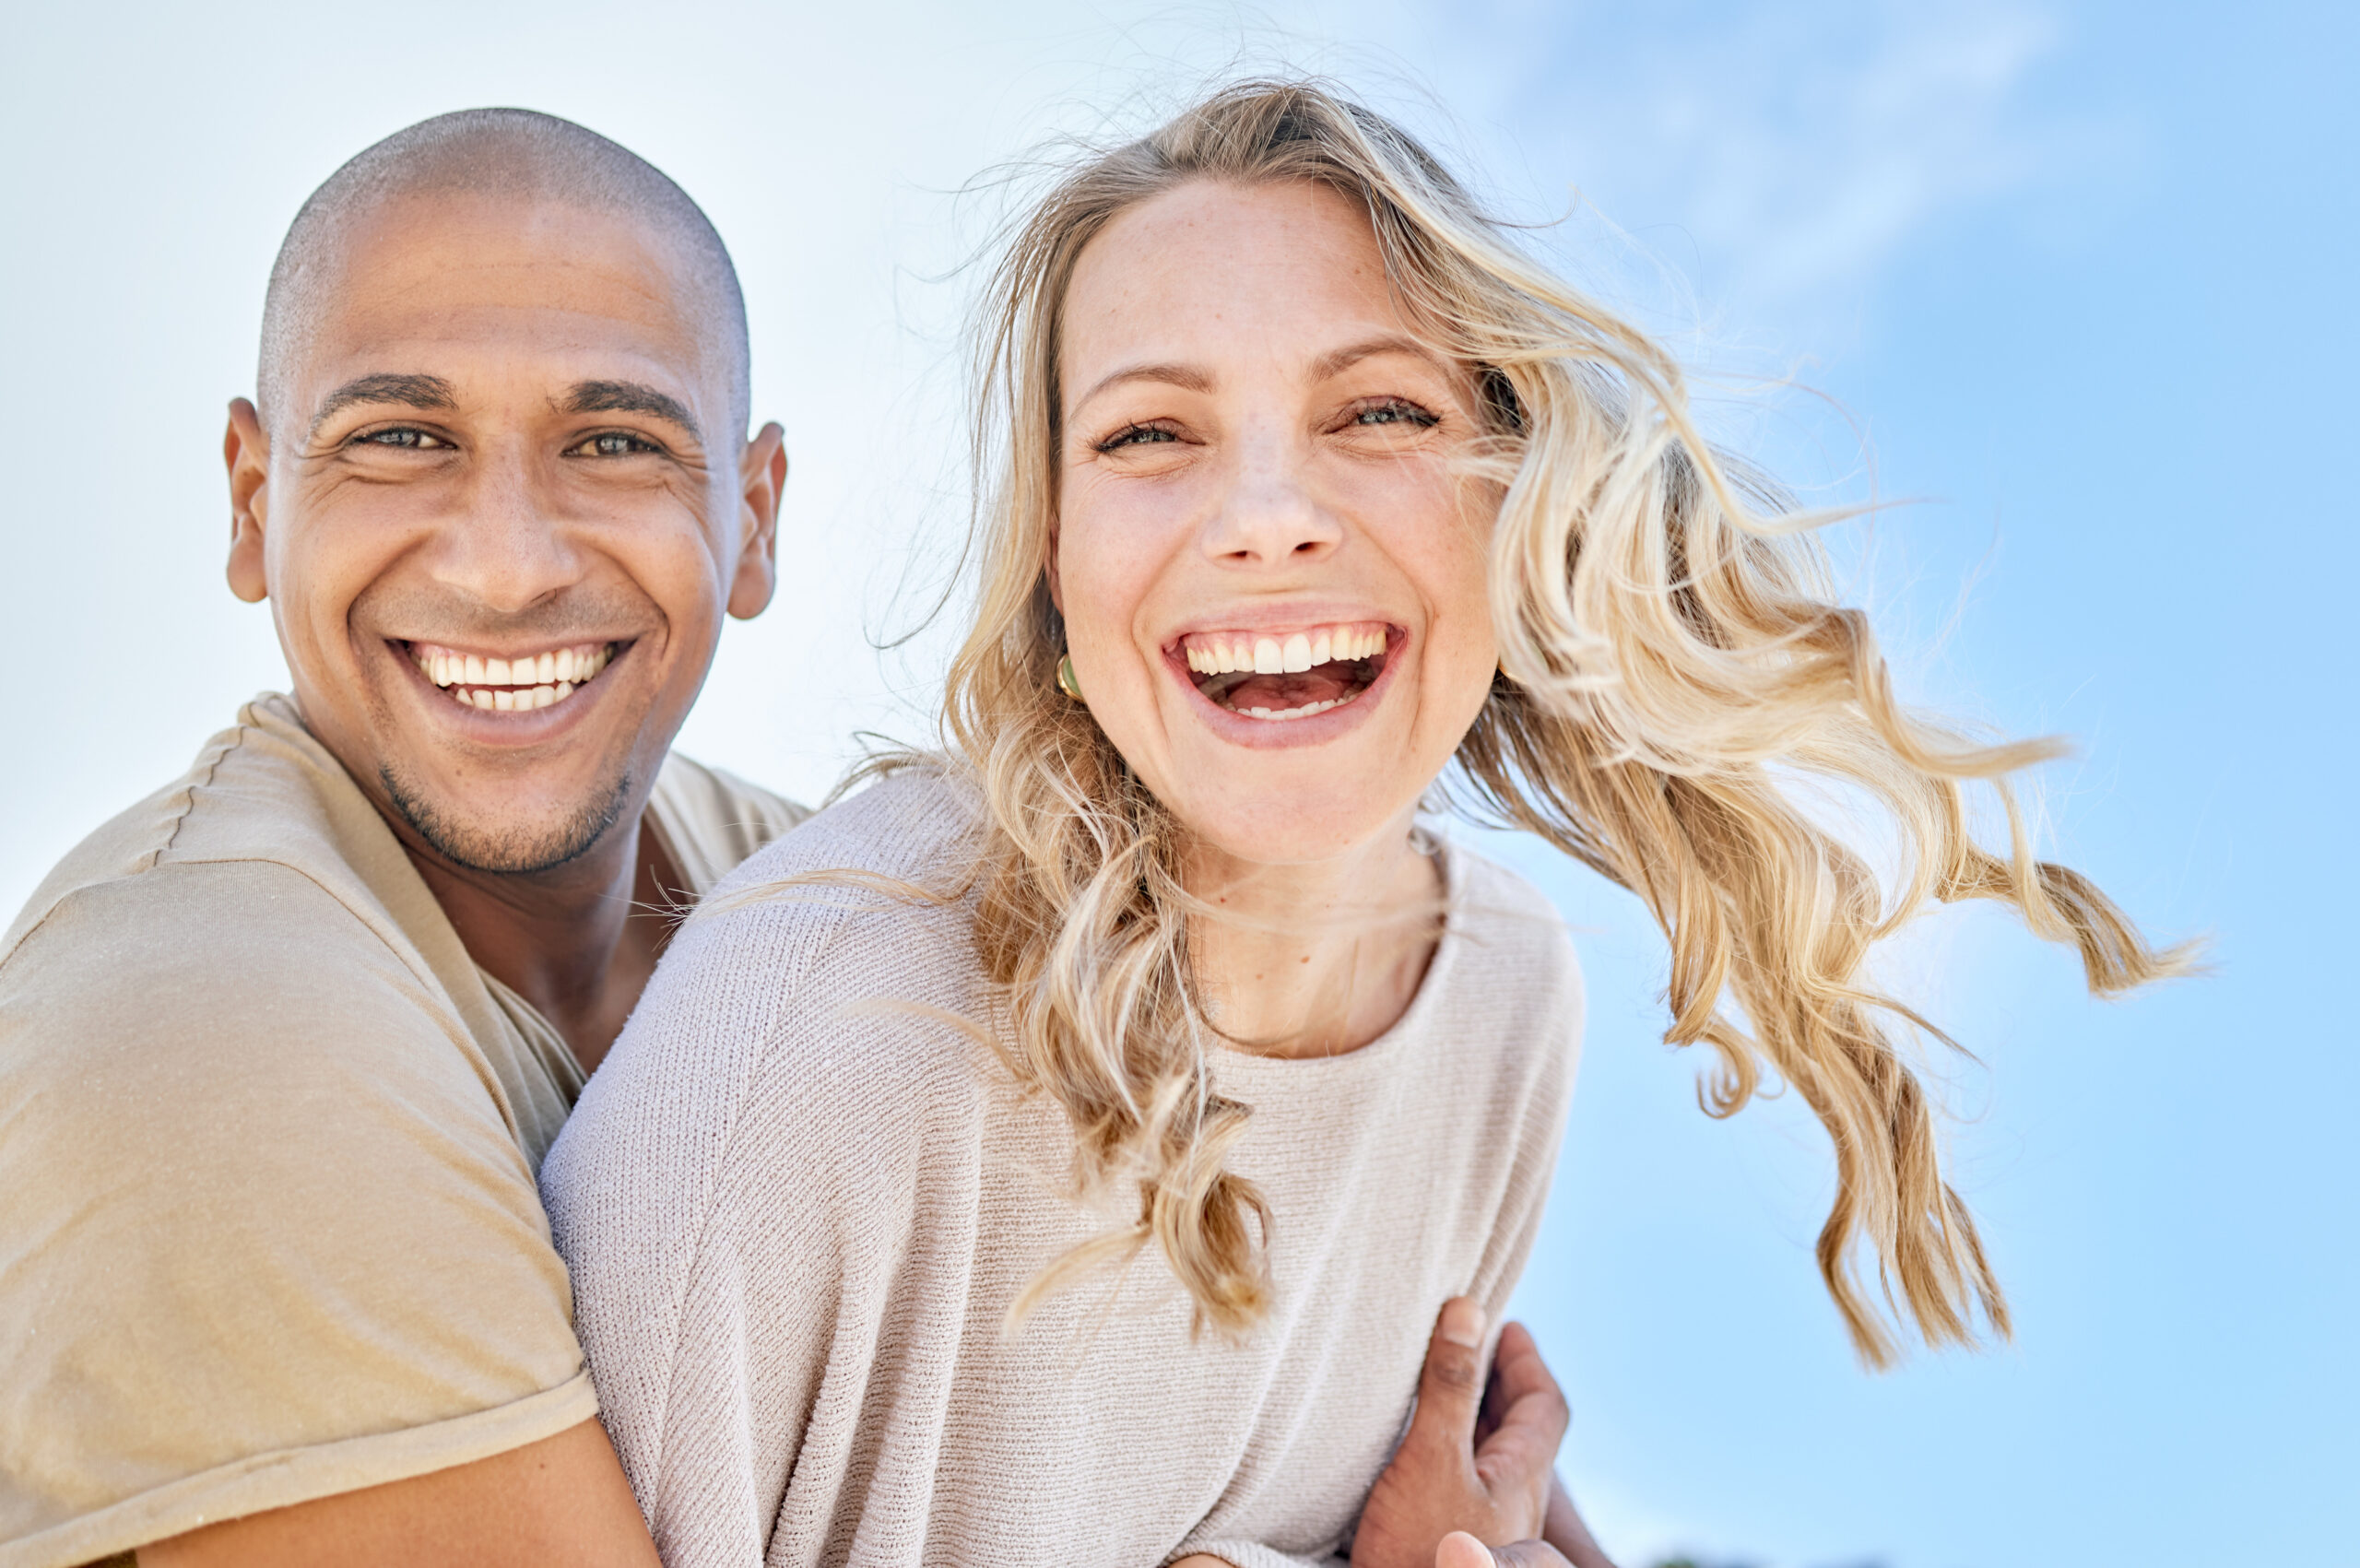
[542,772,1583,1568]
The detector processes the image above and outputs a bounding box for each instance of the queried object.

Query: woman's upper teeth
[1181,624,1386,675]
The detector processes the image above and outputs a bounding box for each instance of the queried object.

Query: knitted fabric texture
[543,771,1584,1568]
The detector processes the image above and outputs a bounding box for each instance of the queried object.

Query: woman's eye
[575,431,659,457]
[1349,400,1440,430]
[1097,424,1179,452]
[356,427,447,450]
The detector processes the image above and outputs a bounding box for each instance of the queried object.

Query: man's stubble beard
[350,578,658,876]
[380,760,635,876]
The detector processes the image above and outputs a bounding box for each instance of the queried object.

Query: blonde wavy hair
[925,78,2189,1366]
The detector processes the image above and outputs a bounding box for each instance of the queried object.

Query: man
[1,110,796,1567]
[0,109,1602,1568]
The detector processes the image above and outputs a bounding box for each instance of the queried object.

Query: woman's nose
[1199,436,1342,567]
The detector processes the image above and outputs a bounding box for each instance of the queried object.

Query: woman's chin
[1161,781,1420,870]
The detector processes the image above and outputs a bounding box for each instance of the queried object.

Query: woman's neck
[1186,813,1446,1060]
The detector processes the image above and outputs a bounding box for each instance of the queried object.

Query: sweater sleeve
[1465,878,1586,1329]
[1173,1541,1346,1567]
[540,895,808,1564]
[542,831,989,1568]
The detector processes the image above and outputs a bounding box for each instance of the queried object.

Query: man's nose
[1200,430,1342,568]
[422,441,584,612]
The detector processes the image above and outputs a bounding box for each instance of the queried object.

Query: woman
[542,80,2184,1567]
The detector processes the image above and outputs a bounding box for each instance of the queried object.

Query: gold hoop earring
[1056,653,1085,702]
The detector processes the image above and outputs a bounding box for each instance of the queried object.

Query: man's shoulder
[4,694,394,965]
[0,720,586,1568]
[649,749,811,894]
[0,859,483,1126]
[0,698,488,1118]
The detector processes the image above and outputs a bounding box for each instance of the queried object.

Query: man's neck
[403,811,684,1077]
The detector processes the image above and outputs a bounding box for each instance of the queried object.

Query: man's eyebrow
[307,372,458,440]
[560,380,702,443]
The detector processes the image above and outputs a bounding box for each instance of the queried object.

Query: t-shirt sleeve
[0,862,593,1568]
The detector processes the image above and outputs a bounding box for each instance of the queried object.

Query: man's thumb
[1434,1531,1574,1568]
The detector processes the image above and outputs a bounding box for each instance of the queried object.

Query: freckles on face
[265,195,747,872]
[1051,178,1501,867]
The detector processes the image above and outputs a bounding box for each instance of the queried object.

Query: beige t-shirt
[0,693,804,1568]
[543,770,1583,1568]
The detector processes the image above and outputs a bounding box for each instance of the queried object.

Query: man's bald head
[258,108,749,440]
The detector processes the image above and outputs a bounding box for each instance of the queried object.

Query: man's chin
[378,764,634,876]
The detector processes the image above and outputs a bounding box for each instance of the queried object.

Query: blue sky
[2,3,2350,1563]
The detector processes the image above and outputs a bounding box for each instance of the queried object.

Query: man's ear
[224,399,270,604]
[726,421,786,620]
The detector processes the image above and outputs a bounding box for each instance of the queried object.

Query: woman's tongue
[1219,666,1356,712]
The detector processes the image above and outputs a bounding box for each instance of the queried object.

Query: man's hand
[136,1418,659,1568]
[1435,1531,1574,1568]
[1432,1475,1621,1568]
[1347,1298,1568,1568]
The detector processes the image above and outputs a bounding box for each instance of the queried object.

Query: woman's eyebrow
[1073,361,1215,410]
[1070,336,1444,416]
[1308,334,1446,382]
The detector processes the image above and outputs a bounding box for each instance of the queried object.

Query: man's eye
[1097,424,1179,452]
[357,428,447,450]
[1351,400,1440,429]
[574,431,660,457]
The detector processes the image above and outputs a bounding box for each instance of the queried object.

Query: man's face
[226,194,782,875]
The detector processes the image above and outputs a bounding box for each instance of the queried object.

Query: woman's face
[1053,178,1499,868]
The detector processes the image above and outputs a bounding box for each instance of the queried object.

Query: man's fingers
[1473,1322,1570,1470]
[1434,1532,1575,1568]
[1488,1323,1563,1414]
[1404,1296,1490,1458]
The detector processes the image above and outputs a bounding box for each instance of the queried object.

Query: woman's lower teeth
[1223,692,1356,720]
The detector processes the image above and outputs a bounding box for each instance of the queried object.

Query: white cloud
[1332,0,2141,336]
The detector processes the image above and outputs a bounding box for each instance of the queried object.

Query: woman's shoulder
[705,763,983,906]
[652,766,985,1029]
[554,768,995,1197]
[1438,835,1581,986]
[1405,836,1586,1126]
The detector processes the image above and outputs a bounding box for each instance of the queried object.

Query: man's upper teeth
[411,642,612,707]
[1181,624,1386,675]
[413,642,609,688]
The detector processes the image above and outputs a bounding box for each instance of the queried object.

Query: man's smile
[400,638,625,712]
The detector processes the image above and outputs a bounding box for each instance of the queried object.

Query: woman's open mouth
[1177,621,1392,720]
[403,640,624,713]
